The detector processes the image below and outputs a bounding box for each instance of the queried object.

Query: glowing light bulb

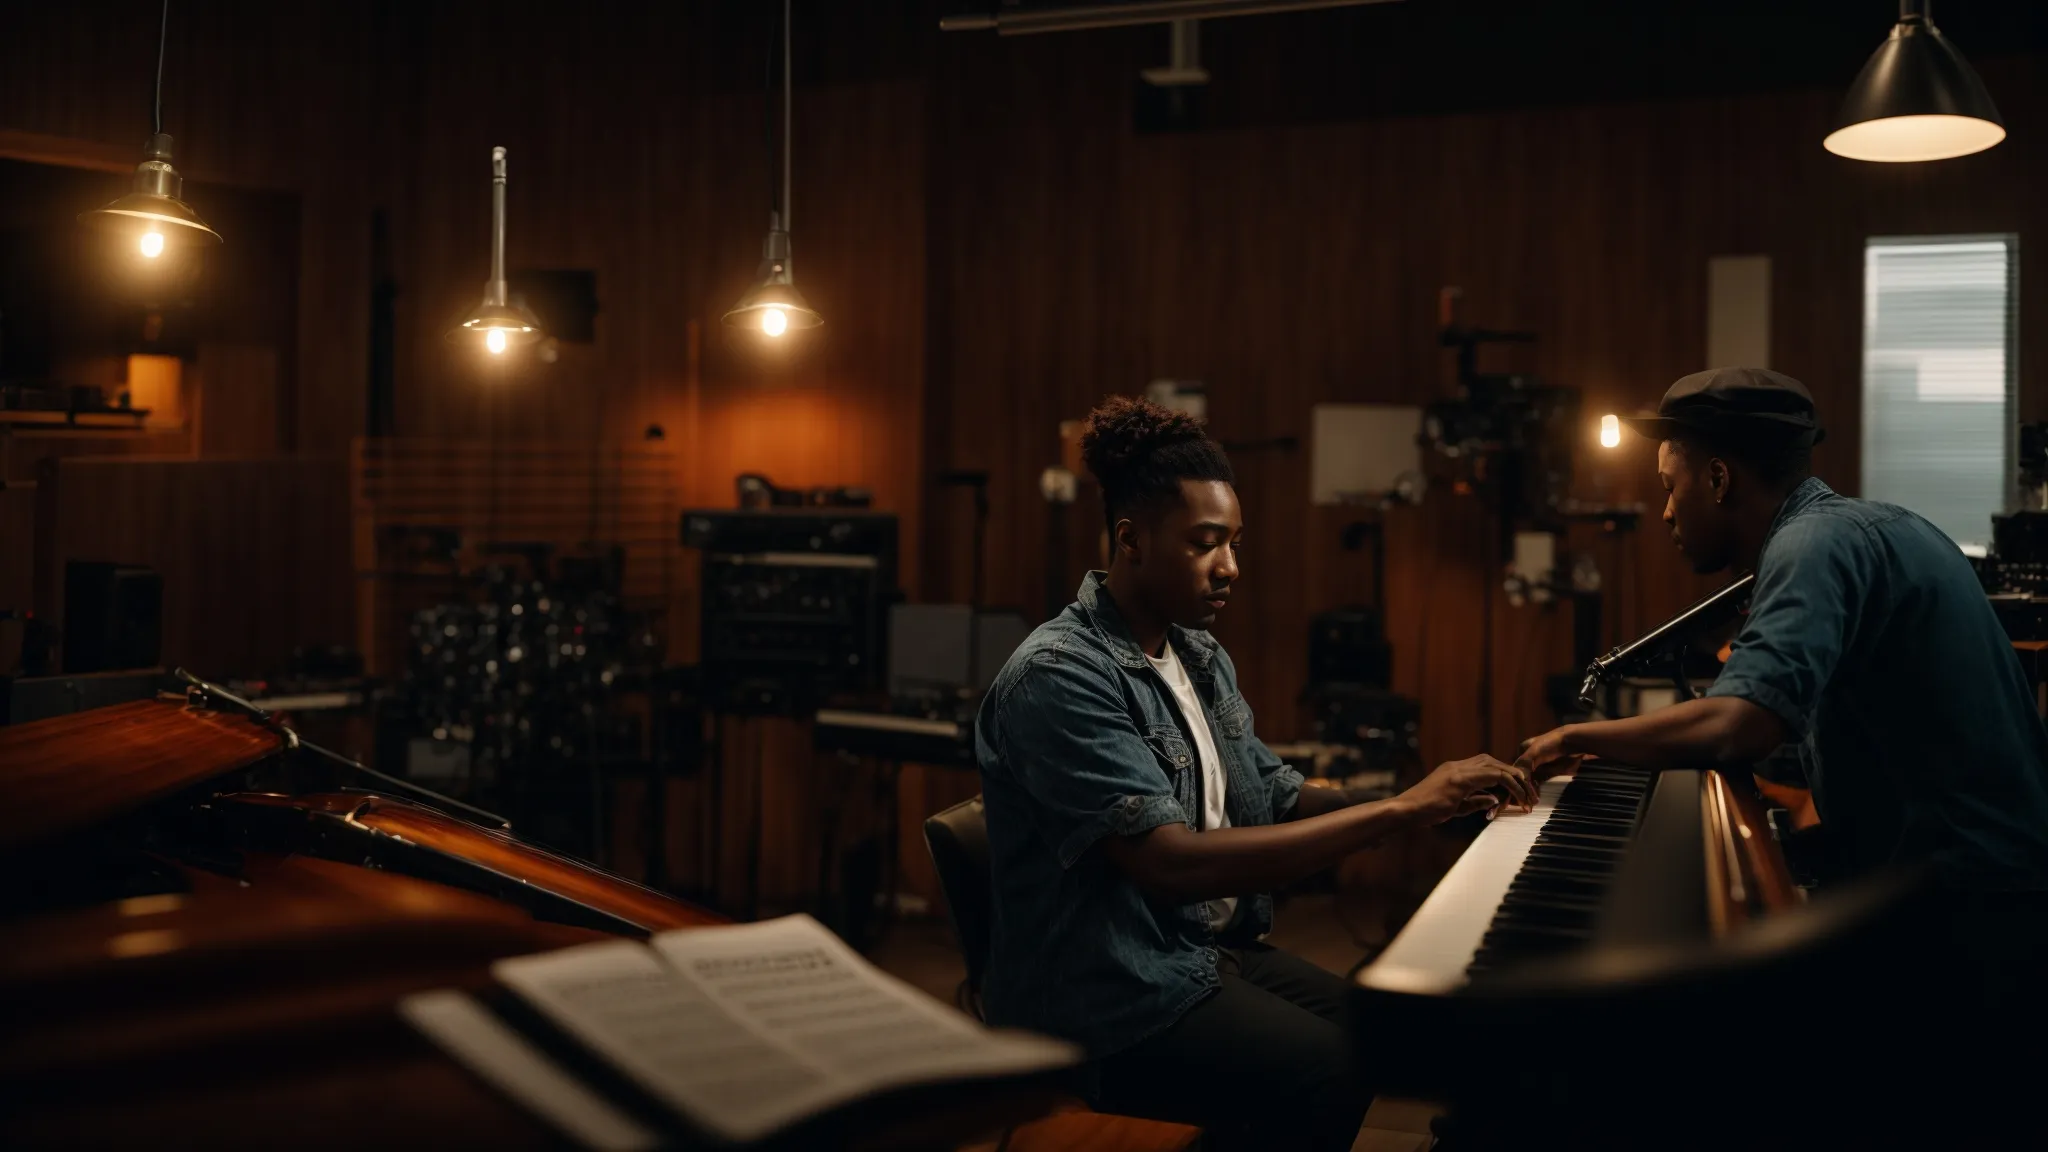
[1599,414,1621,449]
[139,231,165,258]
[761,307,788,338]
[486,328,508,354]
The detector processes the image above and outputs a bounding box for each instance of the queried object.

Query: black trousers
[1092,943,1371,1152]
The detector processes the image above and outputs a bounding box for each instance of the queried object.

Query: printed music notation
[407,915,1076,1147]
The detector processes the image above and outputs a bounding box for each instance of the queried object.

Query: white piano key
[1356,776,1573,997]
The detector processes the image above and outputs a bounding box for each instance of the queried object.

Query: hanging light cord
[153,0,169,136]
[782,0,792,234]
[762,11,776,223]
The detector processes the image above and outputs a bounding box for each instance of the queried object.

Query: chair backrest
[922,795,992,994]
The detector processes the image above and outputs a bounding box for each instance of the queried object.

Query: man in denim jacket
[1516,369,2048,1099]
[1517,368,2048,890]
[977,396,1537,1150]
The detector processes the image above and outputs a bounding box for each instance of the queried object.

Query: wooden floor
[868,893,1443,1152]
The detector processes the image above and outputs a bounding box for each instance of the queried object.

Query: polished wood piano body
[0,697,1063,1149]
[1351,764,1933,1149]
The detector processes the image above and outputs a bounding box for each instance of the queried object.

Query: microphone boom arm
[1577,573,1756,709]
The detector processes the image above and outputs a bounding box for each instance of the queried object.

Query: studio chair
[925,797,1203,1152]
[923,795,993,1018]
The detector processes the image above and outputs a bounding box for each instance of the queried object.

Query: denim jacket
[975,572,1305,1058]
[1705,478,2048,887]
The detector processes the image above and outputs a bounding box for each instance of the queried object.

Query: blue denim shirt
[1705,478,2048,888]
[975,572,1306,1058]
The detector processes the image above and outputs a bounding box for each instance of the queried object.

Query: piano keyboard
[1358,764,1653,996]
[812,709,975,767]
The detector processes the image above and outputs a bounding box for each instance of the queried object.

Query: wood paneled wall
[374,15,928,552]
[925,32,2048,767]
[1,2,930,914]
[358,6,929,912]
[6,3,2046,914]
[0,0,376,456]
[0,4,927,533]
[35,457,351,678]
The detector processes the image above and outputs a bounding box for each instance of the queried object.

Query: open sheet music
[402,914,1076,1148]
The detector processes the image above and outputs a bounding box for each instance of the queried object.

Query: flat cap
[1620,367,1826,447]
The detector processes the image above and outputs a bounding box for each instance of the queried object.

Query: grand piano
[0,687,1066,1148]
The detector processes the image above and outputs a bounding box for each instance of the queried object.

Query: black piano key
[1533,830,1626,844]
[1511,883,1610,901]
[1495,901,1602,922]
[1461,765,1655,980]
[1515,865,1605,881]
[1524,840,1616,859]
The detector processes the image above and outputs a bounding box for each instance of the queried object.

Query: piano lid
[0,698,283,852]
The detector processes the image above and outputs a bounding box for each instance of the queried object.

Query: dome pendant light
[1824,0,2005,163]
[79,0,222,253]
[449,146,542,354]
[724,0,822,338]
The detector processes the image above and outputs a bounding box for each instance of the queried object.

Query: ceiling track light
[79,0,222,254]
[1141,19,1210,87]
[940,0,1399,36]
[724,0,822,339]
[449,146,542,355]
[1825,0,2005,163]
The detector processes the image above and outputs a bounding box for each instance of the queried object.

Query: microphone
[1577,573,1756,707]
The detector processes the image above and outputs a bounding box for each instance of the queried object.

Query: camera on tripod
[1418,289,1581,535]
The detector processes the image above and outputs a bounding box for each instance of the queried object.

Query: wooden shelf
[0,409,152,431]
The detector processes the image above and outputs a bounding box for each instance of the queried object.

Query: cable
[1507,602,1550,740]
[763,8,776,220]
[781,0,792,233]
[1477,524,1496,756]
[1410,535,1442,715]
[153,0,169,135]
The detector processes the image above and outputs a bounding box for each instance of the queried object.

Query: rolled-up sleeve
[996,656,1187,869]
[1706,520,1871,738]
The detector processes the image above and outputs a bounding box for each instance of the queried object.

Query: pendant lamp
[449,146,542,354]
[724,0,822,338]
[1824,0,2005,163]
[79,0,222,254]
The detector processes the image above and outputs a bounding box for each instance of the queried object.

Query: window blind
[1861,237,2017,550]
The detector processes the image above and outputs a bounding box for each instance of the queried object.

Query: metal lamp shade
[722,226,823,332]
[447,147,544,349]
[78,134,222,247]
[722,276,823,332]
[451,299,543,345]
[1824,14,2005,162]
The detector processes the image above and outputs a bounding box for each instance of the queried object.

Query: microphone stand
[174,667,512,831]
[937,470,990,711]
[1576,573,1756,711]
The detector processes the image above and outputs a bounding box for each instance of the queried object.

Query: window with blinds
[1861,236,2018,551]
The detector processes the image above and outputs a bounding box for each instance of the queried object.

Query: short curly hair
[1079,395,1235,533]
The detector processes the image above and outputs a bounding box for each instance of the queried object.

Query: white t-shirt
[1146,641,1237,932]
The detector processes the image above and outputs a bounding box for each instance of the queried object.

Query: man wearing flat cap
[1517,367,2048,897]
